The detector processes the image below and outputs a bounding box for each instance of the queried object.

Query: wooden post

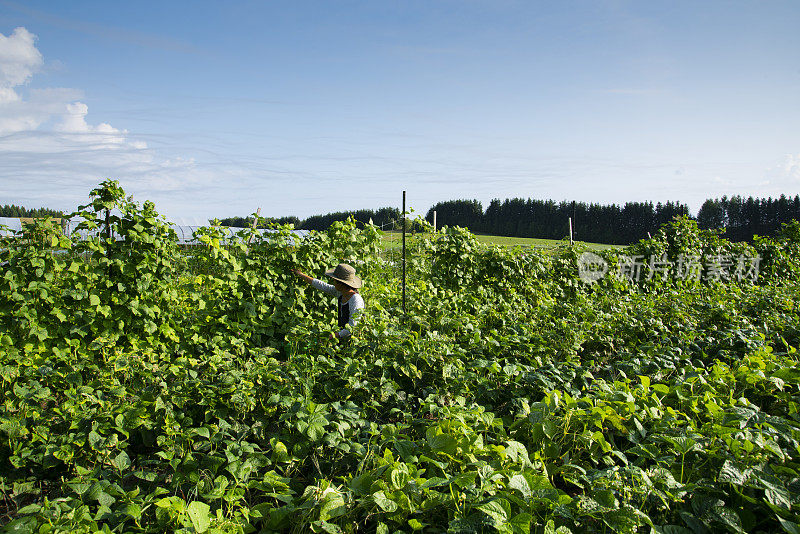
[248,208,261,244]
[433,210,437,231]
[572,200,576,240]
[569,217,573,245]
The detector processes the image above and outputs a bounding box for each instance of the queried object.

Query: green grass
[380,230,619,250]
[472,233,620,250]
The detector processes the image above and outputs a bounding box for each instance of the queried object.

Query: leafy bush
[1,183,800,533]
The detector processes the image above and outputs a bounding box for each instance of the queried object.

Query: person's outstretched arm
[291,269,314,284]
[292,269,338,296]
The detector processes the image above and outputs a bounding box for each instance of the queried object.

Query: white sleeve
[338,294,365,338]
[311,278,340,297]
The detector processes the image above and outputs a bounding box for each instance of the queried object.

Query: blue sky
[0,1,798,222]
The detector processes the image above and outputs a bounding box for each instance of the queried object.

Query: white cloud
[779,154,800,181]
[0,27,139,147]
[764,153,800,188]
[0,86,20,103]
[0,27,205,214]
[0,128,215,213]
[0,27,42,88]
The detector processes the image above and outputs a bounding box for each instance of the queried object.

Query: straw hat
[325,263,362,289]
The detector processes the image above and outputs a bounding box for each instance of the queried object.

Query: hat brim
[324,268,362,288]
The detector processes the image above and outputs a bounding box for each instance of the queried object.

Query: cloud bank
[0,27,144,142]
[0,27,212,217]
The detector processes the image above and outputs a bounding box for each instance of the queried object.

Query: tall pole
[572,200,576,240]
[248,207,261,245]
[402,191,406,322]
[569,217,573,245]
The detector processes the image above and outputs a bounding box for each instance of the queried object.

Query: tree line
[217,207,400,231]
[216,215,301,228]
[696,195,800,242]
[0,204,63,218]
[9,193,800,245]
[425,195,800,244]
[425,199,690,245]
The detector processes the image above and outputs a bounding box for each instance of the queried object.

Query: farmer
[292,263,365,342]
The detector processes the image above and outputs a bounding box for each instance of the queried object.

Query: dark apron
[337,296,350,329]
[337,296,352,345]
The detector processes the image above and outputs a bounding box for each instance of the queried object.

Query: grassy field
[380,230,619,250]
[472,233,620,250]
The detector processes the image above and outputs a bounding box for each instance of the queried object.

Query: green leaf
[504,440,531,465]
[593,488,617,508]
[509,513,533,534]
[652,384,670,395]
[719,460,747,486]
[319,492,347,521]
[390,468,409,490]
[124,503,143,520]
[111,451,131,471]
[88,430,103,450]
[754,470,792,509]
[777,517,800,534]
[69,482,91,496]
[271,440,290,463]
[426,426,457,455]
[89,294,100,306]
[654,527,693,534]
[476,498,510,525]
[373,491,398,512]
[155,497,174,508]
[314,521,343,534]
[307,423,326,441]
[408,518,426,531]
[17,503,42,514]
[508,474,531,498]
[134,470,157,482]
[766,487,792,509]
[603,506,651,532]
[708,506,744,534]
[187,501,211,533]
[666,436,697,454]
[420,477,448,489]
[394,440,417,461]
[348,473,373,495]
[450,472,477,489]
[97,491,116,508]
[193,427,211,439]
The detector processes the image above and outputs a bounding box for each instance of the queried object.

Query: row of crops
[2,180,800,533]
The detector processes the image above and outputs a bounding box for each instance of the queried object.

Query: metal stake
[402,190,406,322]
